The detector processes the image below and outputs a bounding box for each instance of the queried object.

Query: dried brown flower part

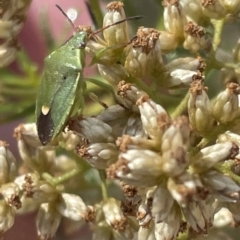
[121,181,138,198]
[1,182,21,209]
[21,174,59,202]
[82,206,96,223]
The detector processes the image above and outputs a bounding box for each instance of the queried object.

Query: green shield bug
[36,5,88,145]
[36,5,141,145]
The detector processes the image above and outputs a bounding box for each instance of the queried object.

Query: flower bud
[0,141,17,185]
[125,27,163,79]
[192,142,238,172]
[102,198,128,231]
[114,149,162,187]
[158,31,179,53]
[36,203,61,240]
[86,36,124,65]
[166,69,196,88]
[14,123,56,172]
[203,170,240,201]
[14,123,42,148]
[103,1,129,46]
[183,21,208,53]
[161,116,190,176]
[98,63,129,85]
[166,57,204,72]
[69,116,115,143]
[152,184,174,222]
[181,0,207,24]
[0,200,15,234]
[56,193,87,221]
[221,0,240,14]
[154,206,181,240]
[200,0,227,19]
[188,79,215,135]
[77,142,119,169]
[218,131,240,146]
[59,131,81,151]
[137,95,171,143]
[182,199,215,232]
[162,0,187,38]
[117,81,146,110]
[137,222,155,240]
[167,173,206,207]
[20,174,59,203]
[212,82,240,123]
[98,104,134,136]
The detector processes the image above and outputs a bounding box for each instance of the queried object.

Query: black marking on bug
[37,108,55,145]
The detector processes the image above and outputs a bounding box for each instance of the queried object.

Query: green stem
[215,161,240,184]
[88,0,103,29]
[196,123,230,149]
[42,167,82,186]
[205,18,225,75]
[195,117,240,151]
[170,91,189,119]
[196,137,210,150]
[211,19,225,52]
[132,78,159,102]
[98,170,108,200]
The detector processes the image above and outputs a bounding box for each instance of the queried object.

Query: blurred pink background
[2,0,93,239]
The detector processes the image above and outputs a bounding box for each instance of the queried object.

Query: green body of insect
[35,31,87,145]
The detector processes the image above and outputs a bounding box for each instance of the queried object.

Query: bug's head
[70,30,89,50]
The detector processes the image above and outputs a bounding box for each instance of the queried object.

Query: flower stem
[98,170,108,200]
[211,19,225,52]
[88,0,103,29]
[215,161,240,185]
[171,91,189,119]
[42,167,82,187]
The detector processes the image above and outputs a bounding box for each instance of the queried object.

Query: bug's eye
[79,42,86,48]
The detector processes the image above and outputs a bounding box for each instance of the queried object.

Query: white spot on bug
[41,105,50,115]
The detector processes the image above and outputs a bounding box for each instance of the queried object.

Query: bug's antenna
[92,16,143,36]
[55,5,78,32]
